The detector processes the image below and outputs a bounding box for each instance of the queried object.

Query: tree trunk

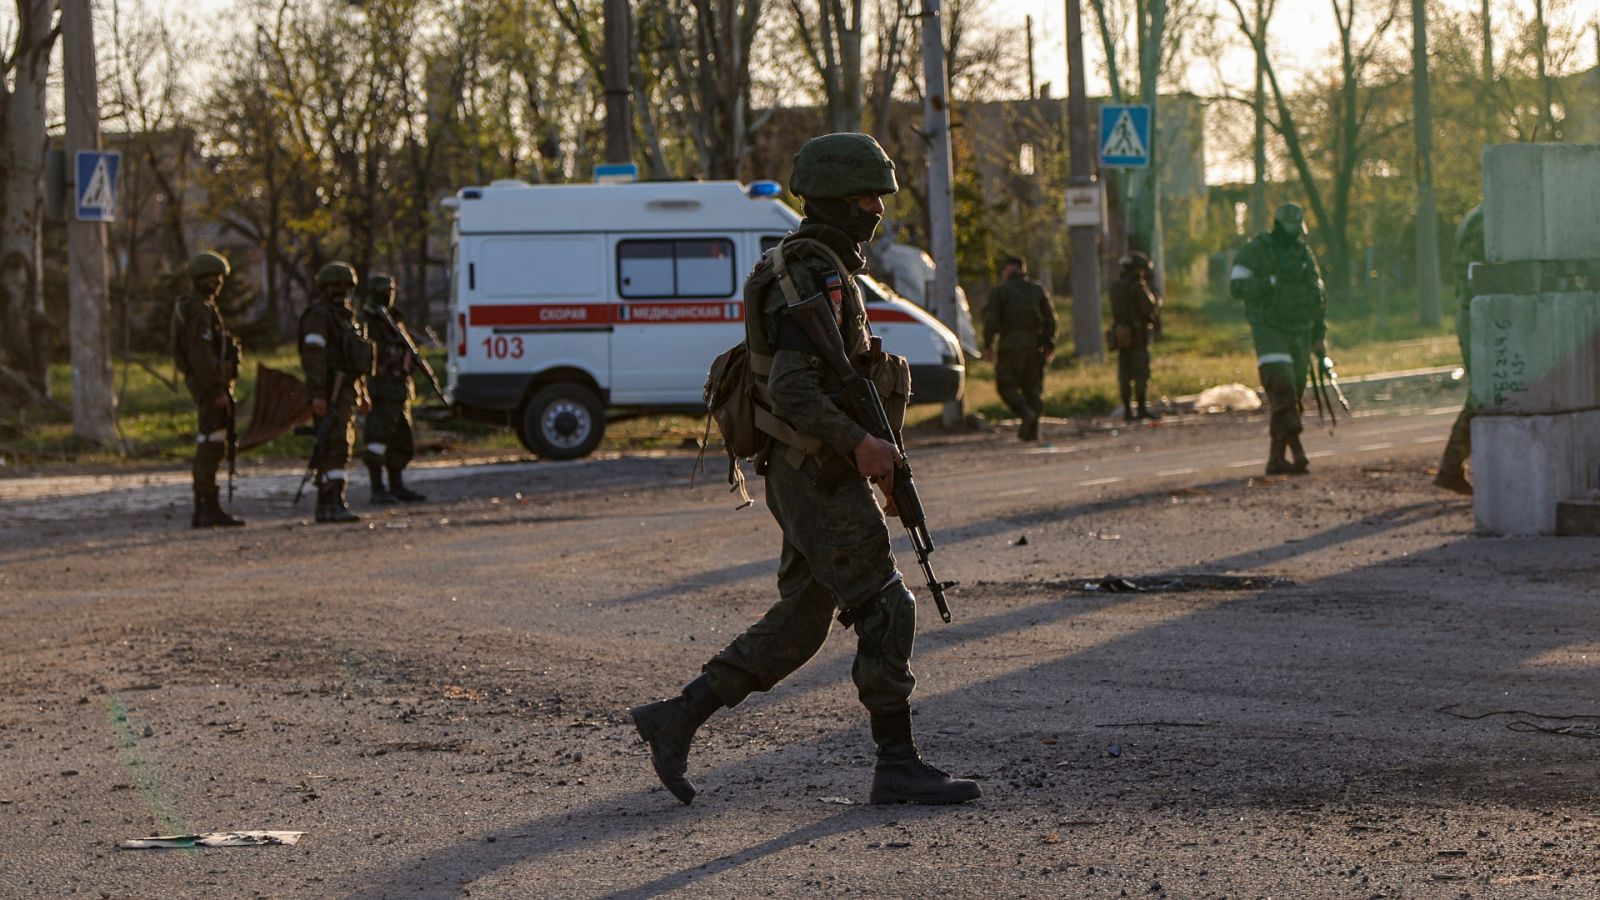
[1250,0,1270,234]
[0,0,57,396]
[1411,0,1441,327]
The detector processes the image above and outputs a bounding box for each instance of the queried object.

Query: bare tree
[0,0,58,401]
[786,0,864,133]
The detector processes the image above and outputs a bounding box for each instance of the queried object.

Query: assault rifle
[370,305,446,403]
[785,292,957,623]
[293,371,345,506]
[1310,352,1350,427]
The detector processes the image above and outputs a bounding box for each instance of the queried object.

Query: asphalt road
[4,404,1600,899]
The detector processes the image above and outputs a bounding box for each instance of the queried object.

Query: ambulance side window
[618,239,734,299]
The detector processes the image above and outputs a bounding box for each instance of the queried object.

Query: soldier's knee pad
[853,581,916,663]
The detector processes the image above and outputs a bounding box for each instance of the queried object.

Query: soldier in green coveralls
[1435,204,1483,495]
[360,274,425,505]
[299,262,374,523]
[1230,203,1328,475]
[628,133,980,808]
[983,256,1056,440]
[172,251,245,528]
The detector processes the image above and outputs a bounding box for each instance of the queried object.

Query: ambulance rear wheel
[520,383,605,460]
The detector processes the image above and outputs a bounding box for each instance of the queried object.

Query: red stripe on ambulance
[469,304,613,327]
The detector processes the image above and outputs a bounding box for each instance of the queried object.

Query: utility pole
[1250,0,1270,234]
[1026,15,1037,100]
[1065,0,1103,358]
[1412,0,1442,327]
[602,0,635,165]
[920,0,964,428]
[62,0,116,443]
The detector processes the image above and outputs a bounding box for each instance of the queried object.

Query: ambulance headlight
[746,180,782,198]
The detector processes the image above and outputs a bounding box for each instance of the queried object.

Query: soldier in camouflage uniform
[1230,203,1328,475]
[172,251,245,528]
[1435,204,1483,495]
[360,274,425,505]
[1110,251,1161,422]
[629,133,980,808]
[983,256,1056,440]
[299,262,374,523]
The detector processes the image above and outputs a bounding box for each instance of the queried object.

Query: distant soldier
[1435,204,1483,495]
[172,251,245,528]
[299,262,374,523]
[1109,251,1162,422]
[1230,203,1327,475]
[983,255,1056,440]
[360,274,425,505]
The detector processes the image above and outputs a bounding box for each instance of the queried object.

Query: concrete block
[1556,499,1600,536]
[1473,409,1600,536]
[1470,291,1600,414]
[1483,143,1600,262]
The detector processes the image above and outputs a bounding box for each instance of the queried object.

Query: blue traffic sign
[75,150,122,222]
[594,162,639,184]
[1098,105,1151,169]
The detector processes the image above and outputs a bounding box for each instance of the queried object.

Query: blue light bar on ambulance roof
[746,180,782,198]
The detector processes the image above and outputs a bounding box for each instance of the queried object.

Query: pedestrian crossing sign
[75,150,122,222]
[1098,105,1151,169]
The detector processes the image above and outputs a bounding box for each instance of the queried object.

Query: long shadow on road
[333,495,1595,899]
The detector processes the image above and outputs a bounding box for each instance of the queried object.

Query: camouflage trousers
[314,390,358,482]
[362,391,414,469]
[703,453,917,723]
[995,343,1045,420]
[1251,323,1312,440]
[190,397,233,492]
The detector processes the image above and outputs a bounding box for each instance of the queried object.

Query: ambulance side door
[608,234,743,405]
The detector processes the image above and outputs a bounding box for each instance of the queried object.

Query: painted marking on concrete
[1306,450,1336,458]
[1079,476,1124,486]
[995,488,1039,498]
[1024,445,1085,455]
[1412,435,1441,444]
[1357,442,1394,451]
[1227,460,1258,469]
[1156,468,1197,477]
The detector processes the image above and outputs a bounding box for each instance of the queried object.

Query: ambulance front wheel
[520,383,606,459]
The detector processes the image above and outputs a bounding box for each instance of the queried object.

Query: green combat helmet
[316,262,359,293]
[790,133,898,199]
[367,274,396,306]
[1274,203,1307,236]
[186,251,231,280]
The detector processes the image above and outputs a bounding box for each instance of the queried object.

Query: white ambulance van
[440,179,965,459]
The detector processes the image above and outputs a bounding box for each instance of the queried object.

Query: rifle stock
[786,294,957,623]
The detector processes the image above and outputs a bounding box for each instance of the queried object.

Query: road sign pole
[1065,0,1103,359]
[62,0,116,444]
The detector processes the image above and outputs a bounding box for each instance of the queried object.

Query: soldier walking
[172,252,244,528]
[298,262,374,523]
[1435,204,1482,495]
[628,134,980,808]
[1230,203,1328,475]
[360,274,425,505]
[1109,251,1162,422]
[983,256,1056,440]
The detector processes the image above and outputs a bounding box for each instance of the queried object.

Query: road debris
[119,831,304,850]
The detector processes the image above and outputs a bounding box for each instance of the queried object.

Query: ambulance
[440,179,966,459]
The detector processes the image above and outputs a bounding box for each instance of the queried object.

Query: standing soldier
[299,262,374,523]
[983,256,1056,440]
[360,274,425,505]
[1230,203,1327,475]
[628,133,980,807]
[1109,251,1162,422]
[172,251,245,528]
[1435,204,1483,494]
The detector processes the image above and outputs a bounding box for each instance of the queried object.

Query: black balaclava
[805,197,882,245]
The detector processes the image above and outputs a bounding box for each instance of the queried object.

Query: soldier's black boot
[367,458,395,505]
[1019,414,1039,441]
[630,674,722,805]
[1287,435,1310,474]
[868,712,981,805]
[202,488,245,528]
[191,487,207,528]
[1120,383,1135,422]
[1135,383,1160,420]
[1265,436,1295,475]
[318,480,361,524]
[388,465,425,503]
